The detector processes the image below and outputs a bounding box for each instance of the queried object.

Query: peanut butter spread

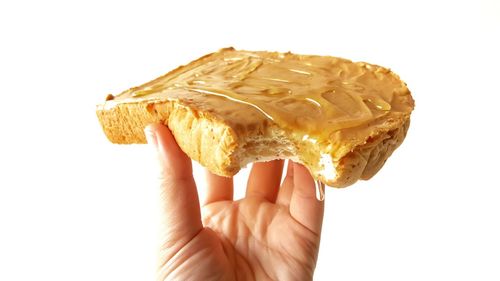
[107,48,414,184]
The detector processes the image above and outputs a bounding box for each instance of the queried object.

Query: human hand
[145,124,325,281]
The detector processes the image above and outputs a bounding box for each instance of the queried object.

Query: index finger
[203,170,233,206]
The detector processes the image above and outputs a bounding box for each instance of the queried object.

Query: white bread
[96,48,414,187]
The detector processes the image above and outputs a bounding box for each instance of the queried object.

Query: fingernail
[144,126,164,179]
[144,126,158,149]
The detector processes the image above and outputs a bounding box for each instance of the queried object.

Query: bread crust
[97,100,241,177]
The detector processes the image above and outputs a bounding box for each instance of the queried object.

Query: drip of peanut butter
[112,48,413,185]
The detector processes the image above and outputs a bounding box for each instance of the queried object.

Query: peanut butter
[110,48,413,185]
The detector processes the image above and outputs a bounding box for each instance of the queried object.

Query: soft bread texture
[97,48,414,187]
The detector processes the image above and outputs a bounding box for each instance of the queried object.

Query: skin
[145,124,325,281]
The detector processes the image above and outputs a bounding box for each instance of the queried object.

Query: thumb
[145,124,203,264]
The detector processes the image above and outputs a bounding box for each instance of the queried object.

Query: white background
[1,0,499,280]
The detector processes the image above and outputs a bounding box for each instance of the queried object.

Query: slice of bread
[96,47,414,187]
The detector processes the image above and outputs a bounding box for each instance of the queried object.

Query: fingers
[203,170,233,206]
[289,163,325,235]
[145,124,203,261]
[276,160,295,207]
[246,160,284,202]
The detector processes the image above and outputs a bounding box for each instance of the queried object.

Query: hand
[145,124,325,281]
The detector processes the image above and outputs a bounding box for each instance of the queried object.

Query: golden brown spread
[112,48,413,184]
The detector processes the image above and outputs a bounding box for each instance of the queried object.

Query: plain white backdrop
[1,0,499,280]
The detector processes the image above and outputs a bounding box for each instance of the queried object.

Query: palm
[197,198,321,281]
[147,125,324,281]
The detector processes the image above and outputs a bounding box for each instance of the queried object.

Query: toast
[96,48,414,187]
